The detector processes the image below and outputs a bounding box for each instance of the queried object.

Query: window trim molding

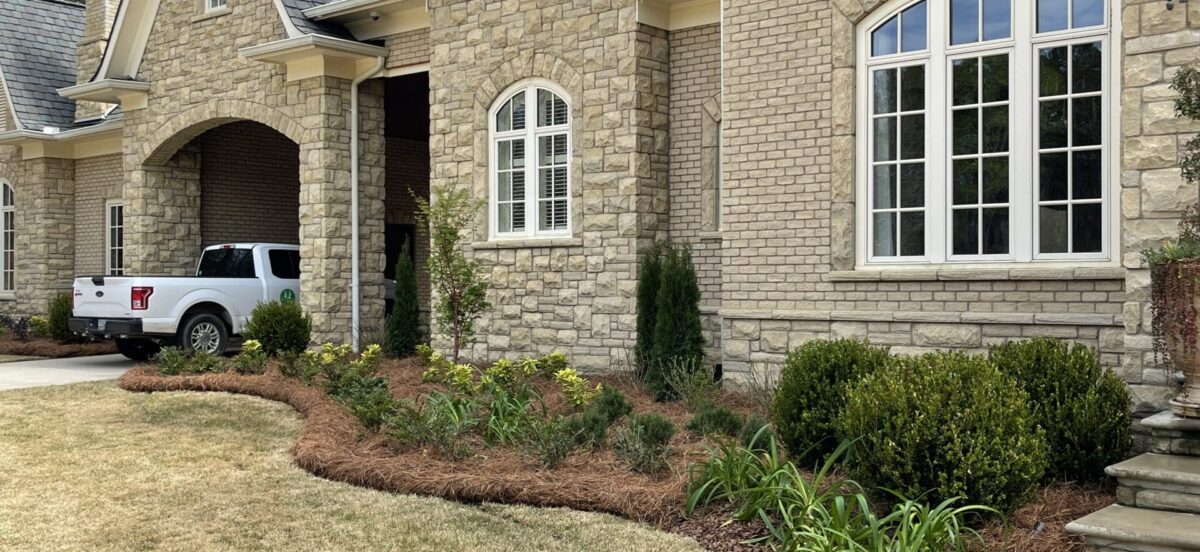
[0,179,13,296]
[105,200,124,276]
[486,78,574,242]
[852,0,1122,270]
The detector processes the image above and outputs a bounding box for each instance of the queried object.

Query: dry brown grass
[976,483,1115,551]
[0,381,703,552]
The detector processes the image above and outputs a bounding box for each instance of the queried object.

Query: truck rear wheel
[178,313,229,355]
[115,338,161,361]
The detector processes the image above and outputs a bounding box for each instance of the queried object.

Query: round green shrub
[770,339,890,464]
[841,352,1048,514]
[48,292,75,343]
[989,338,1132,483]
[686,404,743,437]
[245,301,312,356]
[629,413,676,447]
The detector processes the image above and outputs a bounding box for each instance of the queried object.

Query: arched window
[858,0,1112,265]
[1,181,13,292]
[489,81,571,239]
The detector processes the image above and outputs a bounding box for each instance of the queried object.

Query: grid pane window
[870,64,926,258]
[2,183,12,292]
[1037,41,1104,255]
[872,1,928,56]
[492,85,570,239]
[205,0,226,12]
[950,53,1011,256]
[107,203,125,276]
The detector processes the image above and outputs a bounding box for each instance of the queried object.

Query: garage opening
[383,72,430,318]
[197,121,301,247]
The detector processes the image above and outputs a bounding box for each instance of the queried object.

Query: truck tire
[115,338,161,361]
[178,313,229,355]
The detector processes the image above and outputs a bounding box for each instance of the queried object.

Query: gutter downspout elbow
[350,55,386,353]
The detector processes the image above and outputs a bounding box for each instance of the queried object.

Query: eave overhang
[58,79,151,111]
[637,0,720,31]
[0,118,123,160]
[302,0,429,41]
[239,34,389,81]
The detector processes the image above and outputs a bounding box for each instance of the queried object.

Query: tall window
[106,201,124,276]
[490,82,571,239]
[1,182,13,293]
[860,0,1111,264]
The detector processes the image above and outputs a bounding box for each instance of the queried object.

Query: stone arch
[137,100,306,166]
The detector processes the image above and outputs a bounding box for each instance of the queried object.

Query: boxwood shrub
[841,352,1048,514]
[770,339,890,464]
[245,301,312,356]
[989,338,1132,483]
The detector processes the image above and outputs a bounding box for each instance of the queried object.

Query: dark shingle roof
[279,0,356,40]
[0,0,85,129]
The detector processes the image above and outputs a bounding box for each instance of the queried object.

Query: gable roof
[0,0,85,129]
[279,0,356,40]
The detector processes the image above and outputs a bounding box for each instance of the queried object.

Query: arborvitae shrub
[387,238,423,357]
[245,301,312,356]
[645,244,705,400]
[989,338,1132,483]
[48,292,75,343]
[770,339,890,464]
[635,242,664,373]
[842,352,1048,514]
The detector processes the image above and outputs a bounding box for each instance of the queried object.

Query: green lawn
[0,382,702,552]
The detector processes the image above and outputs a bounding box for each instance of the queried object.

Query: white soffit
[304,0,429,41]
[638,0,719,31]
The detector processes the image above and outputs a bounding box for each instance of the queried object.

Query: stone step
[1111,453,1200,514]
[1066,504,1200,551]
[1142,411,1200,457]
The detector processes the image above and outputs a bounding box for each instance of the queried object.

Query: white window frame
[487,79,572,241]
[106,200,124,276]
[204,0,227,13]
[0,180,13,295]
[854,0,1120,268]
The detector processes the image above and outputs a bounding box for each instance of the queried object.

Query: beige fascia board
[240,35,389,81]
[0,119,124,160]
[303,0,429,40]
[58,79,151,111]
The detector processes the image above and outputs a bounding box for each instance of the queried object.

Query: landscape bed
[118,356,1113,551]
[0,334,115,358]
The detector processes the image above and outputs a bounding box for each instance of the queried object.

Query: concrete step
[1142,411,1200,456]
[1110,453,1200,514]
[1066,504,1200,551]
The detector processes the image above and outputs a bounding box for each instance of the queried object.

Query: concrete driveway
[0,355,133,391]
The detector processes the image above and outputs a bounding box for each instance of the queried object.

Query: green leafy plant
[484,357,538,396]
[841,352,1048,514]
[564,409,611,448]
[537,351,568,378]
[613,413,676,474]
[989,338,1132,483]
[591,386,633,423]
[387,238,423,357]
[739,416,775,451]
[28,316,50,339]
[231,339,269,375]
[386,392,480,460]
[665,359,719,412]
[277,351,302,378]
[482,385,537,446]
[47,292,75,343]
[417,185,489,362]
[771,339,890,464]
[331,376,396,431]
[522,416,577,469]
[687,403,744,437]
[553,368,601,408]
[154,346,191,376]
[244,301,312,356]
[187,351,226,374]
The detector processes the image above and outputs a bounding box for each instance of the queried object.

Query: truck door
[264,249,301,305]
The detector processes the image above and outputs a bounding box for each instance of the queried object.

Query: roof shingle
[0,0,85,129]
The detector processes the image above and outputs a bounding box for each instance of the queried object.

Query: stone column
[18,157,76,314]
[295,76,386,345]
[124,146,202,276]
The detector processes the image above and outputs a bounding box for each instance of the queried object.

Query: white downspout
[350,56,386,352]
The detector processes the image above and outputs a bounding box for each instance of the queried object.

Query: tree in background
[387,238,423,357]
[417,185,489,362]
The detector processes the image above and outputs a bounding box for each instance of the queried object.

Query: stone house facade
[0,0,1195,414]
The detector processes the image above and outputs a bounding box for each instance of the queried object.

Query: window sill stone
[472,238,583,250]
[828,266,1126,282]
[192,7,230,22]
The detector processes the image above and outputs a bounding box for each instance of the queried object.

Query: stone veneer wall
[198,121,301,247]
[426,0,669,369]
[668,23,723,360]
[1118,0,1200,411]
[121,0,387,343]
[717,0,1144,407]
[74,154,123,276]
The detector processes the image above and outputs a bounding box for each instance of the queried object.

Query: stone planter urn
[1155,261,1200,418]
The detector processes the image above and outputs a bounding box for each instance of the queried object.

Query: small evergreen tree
[387,238,423,357]
[646,244,705,400]
[417,185,489,362]
[635,242,664,373]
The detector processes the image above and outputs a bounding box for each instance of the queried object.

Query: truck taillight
[131,287,153,310]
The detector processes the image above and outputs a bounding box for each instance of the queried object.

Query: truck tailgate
[73,276,135,318]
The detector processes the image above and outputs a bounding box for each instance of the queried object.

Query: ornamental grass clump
[771,339,890,464]
[989,338,1132,483]
[841,351,1048,514]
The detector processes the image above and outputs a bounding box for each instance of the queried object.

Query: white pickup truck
[70,243,301,360]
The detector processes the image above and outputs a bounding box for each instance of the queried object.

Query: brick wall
[198,121,301,246]
[74,154,123,275]
[386,137,431,314]
[668,23,722,357]
[385,28,430,70]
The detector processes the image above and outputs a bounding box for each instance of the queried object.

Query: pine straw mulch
[0,335,116,358]
[117,358,1114,551]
